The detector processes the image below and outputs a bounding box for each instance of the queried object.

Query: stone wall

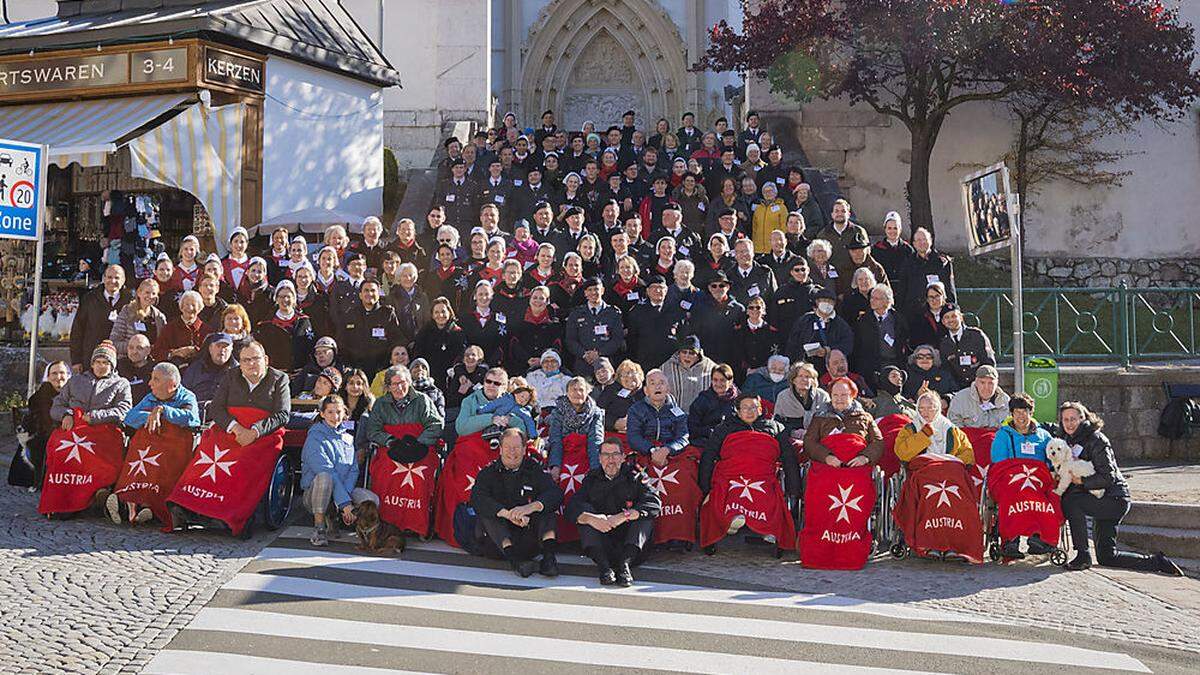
[977,257,1200,288]
[996,365,1200,461]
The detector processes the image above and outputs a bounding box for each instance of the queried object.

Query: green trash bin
[1024,356,1059,424]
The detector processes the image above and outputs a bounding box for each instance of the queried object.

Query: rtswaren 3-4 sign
[203,47,263,93]
[0,54,128,95]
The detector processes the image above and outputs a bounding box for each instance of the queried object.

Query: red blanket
[114,421,195,527]
[961,427,997,490]
[369,422,439,537]
[876,414,910,477]
[39,410,126,515]
[553,433,591,543]
[167,406,285,535]
[987,458,1063,546]
[637,445,702,544]
[799,433,876,569]
[699,430,796,550]
[893,454,984,563]
[434,432,497,547]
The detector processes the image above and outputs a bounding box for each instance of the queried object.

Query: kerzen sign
[0,54,128,95]
[203,47,264,93]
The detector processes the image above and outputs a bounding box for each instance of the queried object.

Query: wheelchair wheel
[257,452,296,531]
[890,543,908,559]
[1050,548,1068,567]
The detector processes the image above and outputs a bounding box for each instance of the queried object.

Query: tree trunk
[906,128,936,237]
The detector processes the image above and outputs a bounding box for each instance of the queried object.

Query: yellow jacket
[894,422,975,465]
[751,198,789,251]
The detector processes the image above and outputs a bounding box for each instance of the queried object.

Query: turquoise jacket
[124,387,201,430]
[990,419,1052,465]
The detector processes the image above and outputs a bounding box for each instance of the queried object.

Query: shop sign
[203,47,264,93]
[0,54,128,95]
[0,138,45,241]
[130,48,190,84]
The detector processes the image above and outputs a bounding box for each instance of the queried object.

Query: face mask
[768,372,785,383]
[817,302,834,315]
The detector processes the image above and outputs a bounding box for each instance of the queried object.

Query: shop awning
[129,101,246,255]
[0,94,193,167]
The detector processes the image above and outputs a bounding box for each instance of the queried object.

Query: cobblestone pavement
[2,470,1198,672]
[644,537,1200,655]
[0,484,273,674]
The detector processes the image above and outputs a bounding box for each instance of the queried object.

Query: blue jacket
[545,395,605,467]
[626,395,690,456]
[124,386,201,430]
[456,388,524,436]
[478,393,539,438]
[687,388,736,447]
[300,421,360,509]
[742,370,788,403]
[990,419,1053,465]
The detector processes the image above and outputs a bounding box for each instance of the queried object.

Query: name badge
[1020,442,1036,456]
[494,195,505,203]
[496,313,507,324]
[343,420,356,431]
[680,300,692,310]
[770,205,781,212]
[698,202,706,212]
[926,274,940,286]
[625,292,639,301]
[513,179,524,186]
[594,324,608,336]
[133,321,147,332]
[775,177,786,184]
[804,341,821,354]
[129,378,143,386]
[108,310,118,321]
[1071,444,1084,459]
[827,269,838,278]
[372,327,386,338]
[445,194,456,203]
[959,355,973,366]
[979,402,995,411]
[748,284,760,297]
[617,389,631,399]
[678,246,690,256]
[670,406,685,417]
[882,334,894,347]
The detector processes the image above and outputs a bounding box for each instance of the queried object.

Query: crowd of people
[8,109,1183,583]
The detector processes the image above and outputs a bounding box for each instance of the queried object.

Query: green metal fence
[957,283,1200,365]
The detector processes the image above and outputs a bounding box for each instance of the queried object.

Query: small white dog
[1045,438,1104,498]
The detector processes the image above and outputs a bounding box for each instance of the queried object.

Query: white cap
[540,349,561,363]
[884,211,903,226]
[228,226,249,242]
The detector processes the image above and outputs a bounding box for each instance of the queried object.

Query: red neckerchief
[395,238,416,250]
[237,282,267,303]
[478,265,504,282]
[655,261,673,275]
[529,267,555,283]
[177,265,198,283]
[436,265,459,281]
[270,312,300,331]
[613,276,641,294]
[559,276,581,293]
[496,282,523,299]
[472,309,492,326]
[224,257,248,271]
[524,307,551,324]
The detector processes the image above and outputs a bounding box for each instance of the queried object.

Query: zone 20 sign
[0,138,45,241]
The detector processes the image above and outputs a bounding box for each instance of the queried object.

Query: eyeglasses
[599,451,624,458]
[484,379,505,386]
[915,354,934,360]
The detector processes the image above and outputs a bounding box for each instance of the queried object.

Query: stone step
[1124,501,1199,529]
[1117,524,1200,560]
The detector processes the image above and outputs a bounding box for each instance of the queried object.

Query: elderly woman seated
[773,361,830,441]
[903,344,957,399]
[526,349,571,413]
[893,390,975,464]
[742,355,790,404]
[595,359,645,434]
[546,377,605,476]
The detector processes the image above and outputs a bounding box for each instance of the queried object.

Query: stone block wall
[996,365,1200,460]
[977,256,1200,288]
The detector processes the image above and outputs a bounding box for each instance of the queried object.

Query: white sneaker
[727,514,746,535]
[764,534,777,545]
[105,493,122,525]
[134,508,154,524]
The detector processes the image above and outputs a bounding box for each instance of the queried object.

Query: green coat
[360,390,444,449]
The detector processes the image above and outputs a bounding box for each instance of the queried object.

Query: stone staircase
[1118,501,1200,572]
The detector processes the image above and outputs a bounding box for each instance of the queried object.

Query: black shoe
[1153,552,1184,577]
[1000,539,1025,559]
[1066,553,1093,571]
[167,504,189,531]
[513,559,538,578]
[614,560,633,587]
[598,568,617,585]
[1026,535,1054,555]
[539,554,559,578]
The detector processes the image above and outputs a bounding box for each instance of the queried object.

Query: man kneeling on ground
[567,438,661,586]
[470,428,563,577]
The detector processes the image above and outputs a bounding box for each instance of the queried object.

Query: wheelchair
[983,495,1070,566]
[792,461,899,559]
[887,464,988,562]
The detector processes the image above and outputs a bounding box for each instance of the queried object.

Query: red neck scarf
[524,306,551,324]
[613,276,641,294]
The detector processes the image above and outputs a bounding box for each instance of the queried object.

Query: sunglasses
[709,283,729,289]
[484,379,505,386]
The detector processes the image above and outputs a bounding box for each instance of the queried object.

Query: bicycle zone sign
[0,138,45,241]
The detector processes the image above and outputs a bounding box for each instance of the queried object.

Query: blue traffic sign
[0,138,44,241]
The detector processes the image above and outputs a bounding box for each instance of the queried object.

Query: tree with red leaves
[699,0,1200,236]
